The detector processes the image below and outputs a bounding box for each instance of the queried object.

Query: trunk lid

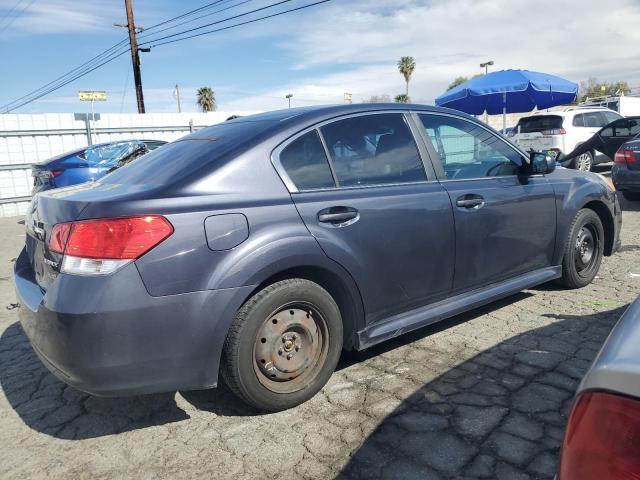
[25,184,94,290]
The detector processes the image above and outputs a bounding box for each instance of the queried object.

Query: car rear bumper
[612,165,640,192]
[13,247,255,396]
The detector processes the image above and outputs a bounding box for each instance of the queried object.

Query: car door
[597,117,640,159]
[414,113,557,293]
[272,112,456,325]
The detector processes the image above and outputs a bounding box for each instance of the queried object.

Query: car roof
[519,107,618,120]
[190,103,475,141]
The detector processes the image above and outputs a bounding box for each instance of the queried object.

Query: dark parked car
[559,116,640,169]
[14,104,621,411]
[557,297,640,479]
[31,139,166,193]
[612,135,640,201]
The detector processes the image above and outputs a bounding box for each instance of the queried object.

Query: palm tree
[196,87,216,112]
[394,93,410,103]
[397,56,416,97]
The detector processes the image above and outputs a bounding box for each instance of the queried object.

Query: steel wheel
[253,302,329,394]
[574,224,598,275]
[575,152,593,172]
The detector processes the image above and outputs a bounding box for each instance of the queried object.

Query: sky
[1,0,639,114]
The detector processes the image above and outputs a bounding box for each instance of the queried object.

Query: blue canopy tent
[435,69,578,132]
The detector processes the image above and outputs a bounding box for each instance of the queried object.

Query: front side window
[418,114,522,180]
[279,130,335,191]
[602,118,640,138]
[319,113,426,187]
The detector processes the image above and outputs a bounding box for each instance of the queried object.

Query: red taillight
[49,223,73,253]
[49,216,173,259]
[615,148,637,164]
[557,391,640,480]
[542,128,566,135]
[50,170,63,177]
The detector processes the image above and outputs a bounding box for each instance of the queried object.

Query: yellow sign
[344,92,352,102]
[78,91,107,101]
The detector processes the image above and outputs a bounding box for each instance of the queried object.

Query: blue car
[15,104,621,411]
[31,140,166,193]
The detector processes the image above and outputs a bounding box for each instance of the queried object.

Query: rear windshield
[100,120,275,186]
[516,115,563,133]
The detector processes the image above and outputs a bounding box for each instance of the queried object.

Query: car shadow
[0,293,533,439]
[0,295,621,452]
[338,305,627,479]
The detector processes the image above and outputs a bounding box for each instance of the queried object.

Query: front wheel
[572,151,593,172]
[558,209,604,289]
[221,278,343,412]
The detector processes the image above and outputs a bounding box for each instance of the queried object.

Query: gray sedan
[557,297,640,479]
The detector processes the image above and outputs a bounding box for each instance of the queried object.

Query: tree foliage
[579,78,631,102]
[363,94,391,103]
[197,86,216,112]
[394,93,410,103]
[397,56,416,96]
[446,74,482,91]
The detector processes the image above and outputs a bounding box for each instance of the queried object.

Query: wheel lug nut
[286,354,292,360]
[282,338,286,343]
[292,334,297,340]
[278,349,282,355]
[295,346,299,352]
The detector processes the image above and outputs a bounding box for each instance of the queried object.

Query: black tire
[558,209,604,289]
[571,151,593,172]
[221,278,343,412]
[622,190,640,201]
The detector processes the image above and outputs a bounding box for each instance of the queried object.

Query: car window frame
[409,111,530,183]
[271,110,438,193]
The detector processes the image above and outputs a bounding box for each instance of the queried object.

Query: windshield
[81,142,141,166]
[516,115,563,133]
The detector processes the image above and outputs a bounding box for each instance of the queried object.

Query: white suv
[509,107,622,171]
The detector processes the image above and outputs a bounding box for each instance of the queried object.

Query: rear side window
[517,115,563,133]
[319,113,426,187]
[279,131,335,191]
[573,114,585,127]
[583,112,608,127]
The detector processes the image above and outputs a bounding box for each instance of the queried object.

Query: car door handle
[317,207,359,225]
[456,196,485,209]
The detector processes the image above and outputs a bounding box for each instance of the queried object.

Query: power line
[144,0,332,49]
[137,0,253,41]
[0,0,26,30]
[138,0,295,47]
[1,39,130,112]
[4,49,129,112]
[0,0,36,34]
[1,0,334,112]
[139,0,236,33]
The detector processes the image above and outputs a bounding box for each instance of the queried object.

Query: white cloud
[0,0,123,35]
[221,0,640,110]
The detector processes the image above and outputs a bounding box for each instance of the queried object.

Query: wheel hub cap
[254,308,320,383]
[575,226,595,269]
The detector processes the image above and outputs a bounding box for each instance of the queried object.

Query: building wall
[0,111,255,217]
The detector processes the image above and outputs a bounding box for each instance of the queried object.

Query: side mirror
[529,151,556,175]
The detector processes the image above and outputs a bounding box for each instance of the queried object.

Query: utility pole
[285,93,293,108]
[125,0,145,113]
[174,84,182,113]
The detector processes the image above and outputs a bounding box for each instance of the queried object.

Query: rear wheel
[622,191,640,201]
[558,209,604,289]
[572,151,593,172]
[221,279,343,412]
